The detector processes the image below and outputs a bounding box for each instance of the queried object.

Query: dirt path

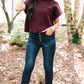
[0,36,84,84]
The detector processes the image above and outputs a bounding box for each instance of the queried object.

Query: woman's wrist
[50,23,59,31]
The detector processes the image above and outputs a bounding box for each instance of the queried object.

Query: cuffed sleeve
[24,0,29,14]
[53,2,62,20]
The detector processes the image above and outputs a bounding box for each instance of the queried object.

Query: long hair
[27,0,37,20]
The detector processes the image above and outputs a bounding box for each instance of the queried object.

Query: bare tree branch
[1,0,10,24]
[11,12,21,24]
[0,0,21,33]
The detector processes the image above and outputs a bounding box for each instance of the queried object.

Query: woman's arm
[42,17,59,36]
[15,0,26,12]
[51,17,59,31]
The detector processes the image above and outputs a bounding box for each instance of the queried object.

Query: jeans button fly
[38,33,42,43]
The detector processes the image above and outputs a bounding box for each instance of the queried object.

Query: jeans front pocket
[43,33,56,43]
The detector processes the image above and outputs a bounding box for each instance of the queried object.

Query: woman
[15,0,62,84]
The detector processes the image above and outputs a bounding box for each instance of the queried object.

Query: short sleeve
[53,2,62,20]
[24,0,29,14]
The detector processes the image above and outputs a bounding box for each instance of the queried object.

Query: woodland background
[0,0,84,84]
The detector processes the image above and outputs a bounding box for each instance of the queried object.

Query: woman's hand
[15,0,25,12]
[42,17,59,36]
[42,26,55,36]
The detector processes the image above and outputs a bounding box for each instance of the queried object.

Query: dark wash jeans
[21,32,56,84]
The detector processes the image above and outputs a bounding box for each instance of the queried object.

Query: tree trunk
[64,0,83,45]
[71,0,80,44]
[63,0,81,83]
[79,4,84,44]
[63,0,75,45]
[73,0,80,29]
[1,0,20,33]
[8,24,12,33]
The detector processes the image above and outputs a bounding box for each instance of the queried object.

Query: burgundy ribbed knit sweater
[24,0,62,35]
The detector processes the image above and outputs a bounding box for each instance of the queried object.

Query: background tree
[64,0,84,45]
[0,0,21,33]
[62,0,84,84]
